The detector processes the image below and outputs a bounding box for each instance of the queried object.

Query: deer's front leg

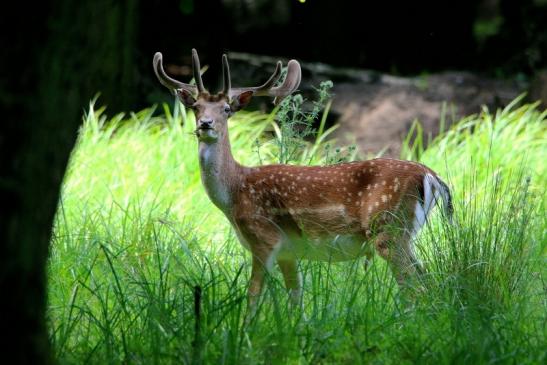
[245,241,279,324]
[236,216,283,323]
[248,252,268,312]
[277,259,302,308]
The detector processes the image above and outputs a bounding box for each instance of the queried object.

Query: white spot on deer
[375,201,379,207]
[366,184,371,190]
[358,191,363,196]
[374,183,378,188]
[381,195,388,203]
[394,184,399,192]
[368,206,373,213]
[382,180,386,186]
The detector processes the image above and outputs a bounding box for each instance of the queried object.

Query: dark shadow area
[1,0,545,361]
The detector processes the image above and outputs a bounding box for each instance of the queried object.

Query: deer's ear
[176,89,196,108]
[230,91,254,111]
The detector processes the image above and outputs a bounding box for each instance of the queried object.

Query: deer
[153,49,453,319]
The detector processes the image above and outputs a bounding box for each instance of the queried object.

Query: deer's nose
[199,118,214,129]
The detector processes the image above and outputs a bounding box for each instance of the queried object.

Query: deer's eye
[224,105,231,114]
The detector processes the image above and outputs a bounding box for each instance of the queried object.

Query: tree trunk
[0,1,139,362]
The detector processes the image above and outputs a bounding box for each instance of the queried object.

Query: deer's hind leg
[369,195,426,288]
[373,231,421,287]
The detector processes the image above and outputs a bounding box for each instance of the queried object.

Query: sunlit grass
[48,97,546,364]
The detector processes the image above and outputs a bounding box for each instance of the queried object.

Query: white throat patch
[198,142,232,213]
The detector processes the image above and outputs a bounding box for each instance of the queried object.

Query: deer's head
[153,49,301,144]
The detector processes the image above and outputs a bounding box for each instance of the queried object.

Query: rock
[330,72,523,156]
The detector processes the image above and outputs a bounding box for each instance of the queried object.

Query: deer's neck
[198,133,243,215]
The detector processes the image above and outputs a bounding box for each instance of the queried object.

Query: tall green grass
[48,96,546,364]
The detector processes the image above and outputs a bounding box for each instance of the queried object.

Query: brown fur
[226,157,437,314]
[234,159,433,237]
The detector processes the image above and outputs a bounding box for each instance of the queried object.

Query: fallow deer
[153,49,453,317]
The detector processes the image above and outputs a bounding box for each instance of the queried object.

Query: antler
[191,49,205,93]
[222,55,302,104]
[153,48,206,94]
[222,54,231,95]
[154,49,301,103]
[153,52,196,95]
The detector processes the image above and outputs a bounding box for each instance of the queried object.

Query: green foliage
[257,80,357,166]
[474,16,504,45]
[48,95,546,364]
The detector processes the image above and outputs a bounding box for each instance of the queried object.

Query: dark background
[1,0,546,362]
